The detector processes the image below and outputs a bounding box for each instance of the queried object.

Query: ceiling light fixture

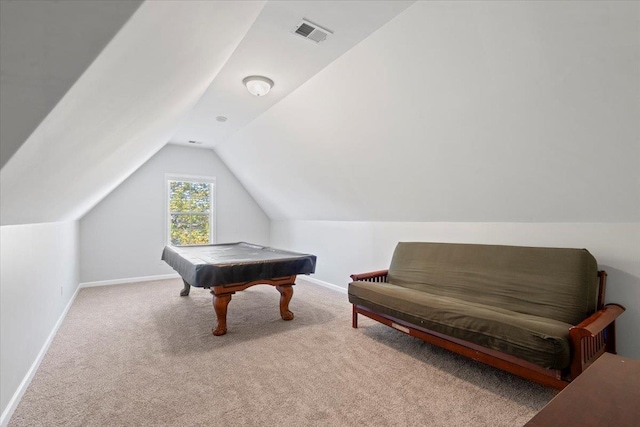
[242,75,274,97]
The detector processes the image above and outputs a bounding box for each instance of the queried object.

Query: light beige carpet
[9,279,556,426]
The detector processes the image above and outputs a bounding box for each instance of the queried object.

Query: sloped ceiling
[171,1,413,147]
[2,1,638,227]
[0,1,265,226]
[0,0,143,169]
[216,1,640,222]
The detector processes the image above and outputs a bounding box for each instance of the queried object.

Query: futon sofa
[348,242,625,389]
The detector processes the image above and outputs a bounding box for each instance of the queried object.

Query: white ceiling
[170,1,413,147]
[216,1,640,222]
[0,0,414,226]
[2,1,638,227]
[0,0,143,168]
[0,1,265,225]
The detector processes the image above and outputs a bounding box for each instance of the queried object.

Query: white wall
[0,221,80,421]
[271,221,640,359]
[80,144,270,283]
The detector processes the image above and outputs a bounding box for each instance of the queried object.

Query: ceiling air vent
[293,19,332,44]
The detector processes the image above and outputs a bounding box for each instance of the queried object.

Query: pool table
[161,242,317,335]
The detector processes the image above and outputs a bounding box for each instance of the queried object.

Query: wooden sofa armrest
[350,270,389,282]
[569,303,625,380]
[572,303,625,336]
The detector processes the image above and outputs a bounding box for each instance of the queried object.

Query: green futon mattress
[349,281,573,370]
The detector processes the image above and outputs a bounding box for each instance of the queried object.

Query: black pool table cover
[161,242,317,287]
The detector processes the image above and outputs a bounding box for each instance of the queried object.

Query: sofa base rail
[352,304,569,390]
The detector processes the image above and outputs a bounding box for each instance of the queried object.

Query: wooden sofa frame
[350,269,624,390]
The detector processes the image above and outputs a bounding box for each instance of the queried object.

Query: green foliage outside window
[169,181,211,246]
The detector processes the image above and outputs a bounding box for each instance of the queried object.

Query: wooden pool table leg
[180,279,191,296]
[212,293,232,336]
[276,284,294,321]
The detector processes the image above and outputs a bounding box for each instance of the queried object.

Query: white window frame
[165,174,216,246]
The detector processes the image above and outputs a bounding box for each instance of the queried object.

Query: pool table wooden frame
[180,276,296,336]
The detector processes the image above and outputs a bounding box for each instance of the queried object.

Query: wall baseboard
[81,274,341,293]
[79,273,180,288]
[296,275,347,294]
[0,284,81,427]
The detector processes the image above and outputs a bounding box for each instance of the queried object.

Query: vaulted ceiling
[171,1,413,147]
[1,1,265,225]
[0,0,143,169]
[1,1,638,226]
[216,1,640,222]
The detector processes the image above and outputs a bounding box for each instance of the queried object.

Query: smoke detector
[292,19,332,44]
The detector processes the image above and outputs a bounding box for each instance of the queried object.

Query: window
[166,175,215,246]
